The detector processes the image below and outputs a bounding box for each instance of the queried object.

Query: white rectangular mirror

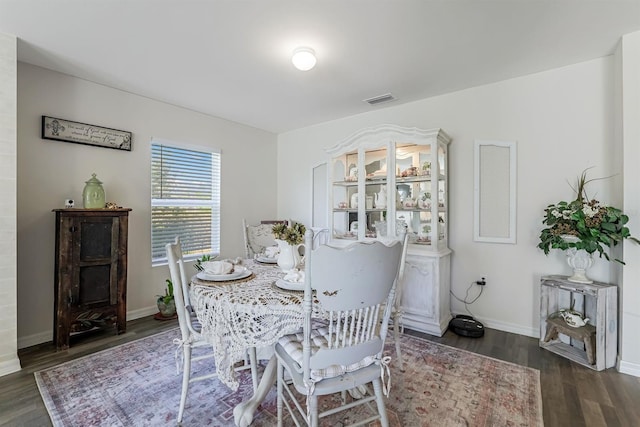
[474,140,517,243]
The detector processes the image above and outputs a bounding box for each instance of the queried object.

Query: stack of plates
[255,256,278,264]
[275,279,304,291]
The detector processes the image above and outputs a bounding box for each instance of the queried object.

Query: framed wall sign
[42,116,132,151]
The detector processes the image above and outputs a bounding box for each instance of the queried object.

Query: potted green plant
[156,278,176,317]
[538,169,639,263]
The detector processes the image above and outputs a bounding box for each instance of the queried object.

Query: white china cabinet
[325,124,452,336]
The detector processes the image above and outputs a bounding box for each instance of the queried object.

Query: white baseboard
[18,330,52,349]
[454,313,539,338]
[0,356,21,377]
[617,358,640,377]
[17,305,160,349]
[127,305,159,320]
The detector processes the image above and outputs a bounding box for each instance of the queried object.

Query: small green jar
[82,173,106,208]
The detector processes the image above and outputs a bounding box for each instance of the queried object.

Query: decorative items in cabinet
[539,275,617,371]
[53,208,131,350]
[325,124,452,335]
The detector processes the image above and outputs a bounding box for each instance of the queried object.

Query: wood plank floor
[1,316,639,426]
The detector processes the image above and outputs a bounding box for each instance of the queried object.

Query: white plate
[275,279,305,291]
[197,267,251,282]
[256,256,278,264]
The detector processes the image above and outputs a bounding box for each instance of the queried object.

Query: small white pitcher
[275,239,305,272]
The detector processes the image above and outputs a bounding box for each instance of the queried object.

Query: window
[151,140,220,265]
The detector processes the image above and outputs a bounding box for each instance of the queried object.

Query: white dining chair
[166,237,258,424]
[309,226,329,249]
[243,219,284,258]
[390,232,410,371]
[275,230,403,427]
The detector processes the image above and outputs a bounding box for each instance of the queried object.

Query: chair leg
[371,378,389,427]
[178,345,192,423]
[276,360,284,427]
[308,395,319,427]
[248,346,258,393]
[393,316,404,371]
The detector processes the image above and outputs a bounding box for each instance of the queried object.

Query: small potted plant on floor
[156,279,176,318]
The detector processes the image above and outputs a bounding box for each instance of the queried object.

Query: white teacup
[264,246,280,259]
[202,260,233,275]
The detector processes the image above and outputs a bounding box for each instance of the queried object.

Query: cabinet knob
[69,226,77,233]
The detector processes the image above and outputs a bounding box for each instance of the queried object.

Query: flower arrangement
[272,222,306,245]
[538,169,639,264]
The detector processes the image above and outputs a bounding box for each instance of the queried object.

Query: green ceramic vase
[82,173,106,208]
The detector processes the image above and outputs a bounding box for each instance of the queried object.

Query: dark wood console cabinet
[53,208,131,350]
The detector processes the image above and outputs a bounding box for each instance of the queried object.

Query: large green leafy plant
[272,222,306,245]
[538,169,639,264]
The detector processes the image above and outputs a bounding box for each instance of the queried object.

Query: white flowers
[551,204,598,220]
[551,209,573,219]
[582,202,599,218]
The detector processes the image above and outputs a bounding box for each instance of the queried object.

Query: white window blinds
[151,141,220,264]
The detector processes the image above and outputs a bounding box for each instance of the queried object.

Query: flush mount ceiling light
[291,47,316,71]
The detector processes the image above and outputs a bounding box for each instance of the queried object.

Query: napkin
[283,269,305,283]
[202,260,234,275]
[264,246,280,259]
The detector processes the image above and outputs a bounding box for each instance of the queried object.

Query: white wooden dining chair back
[391,232,410,371]
[166,237,258,425]
[275,230,403,427]
[243,219,279,258]
[309,227,329,249]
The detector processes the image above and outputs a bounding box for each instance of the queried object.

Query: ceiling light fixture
[291,47,316,71]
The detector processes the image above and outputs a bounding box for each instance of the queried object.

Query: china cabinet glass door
[328,126,450,252]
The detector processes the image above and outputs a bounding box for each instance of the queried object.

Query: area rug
[35,329,543,426]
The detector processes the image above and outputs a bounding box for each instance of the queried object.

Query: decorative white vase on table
[275,239,303,272]
[562,235,594,284]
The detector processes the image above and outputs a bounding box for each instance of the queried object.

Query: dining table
[190,258,305,427]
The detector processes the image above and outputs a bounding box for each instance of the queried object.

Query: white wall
[620,31,640,376]
[0,32,19,375]
[278,57,623,339]
[17,63,277,347]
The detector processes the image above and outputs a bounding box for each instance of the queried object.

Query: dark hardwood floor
[1,316,639,426]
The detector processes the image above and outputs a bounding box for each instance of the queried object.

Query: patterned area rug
[35,329,543,426]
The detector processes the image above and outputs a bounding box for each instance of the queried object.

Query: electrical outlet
[476,277,486,286]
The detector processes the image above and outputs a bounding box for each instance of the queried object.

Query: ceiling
[1,1,639,134]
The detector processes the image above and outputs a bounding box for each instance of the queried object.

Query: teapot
[560,310,590,328]
[418,196,431,209]
[374,186,387,208]
[403,198,416,208]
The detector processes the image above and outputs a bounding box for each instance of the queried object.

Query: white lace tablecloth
[190,259,305,390]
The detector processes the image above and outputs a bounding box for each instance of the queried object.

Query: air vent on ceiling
[363,93,395,105]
